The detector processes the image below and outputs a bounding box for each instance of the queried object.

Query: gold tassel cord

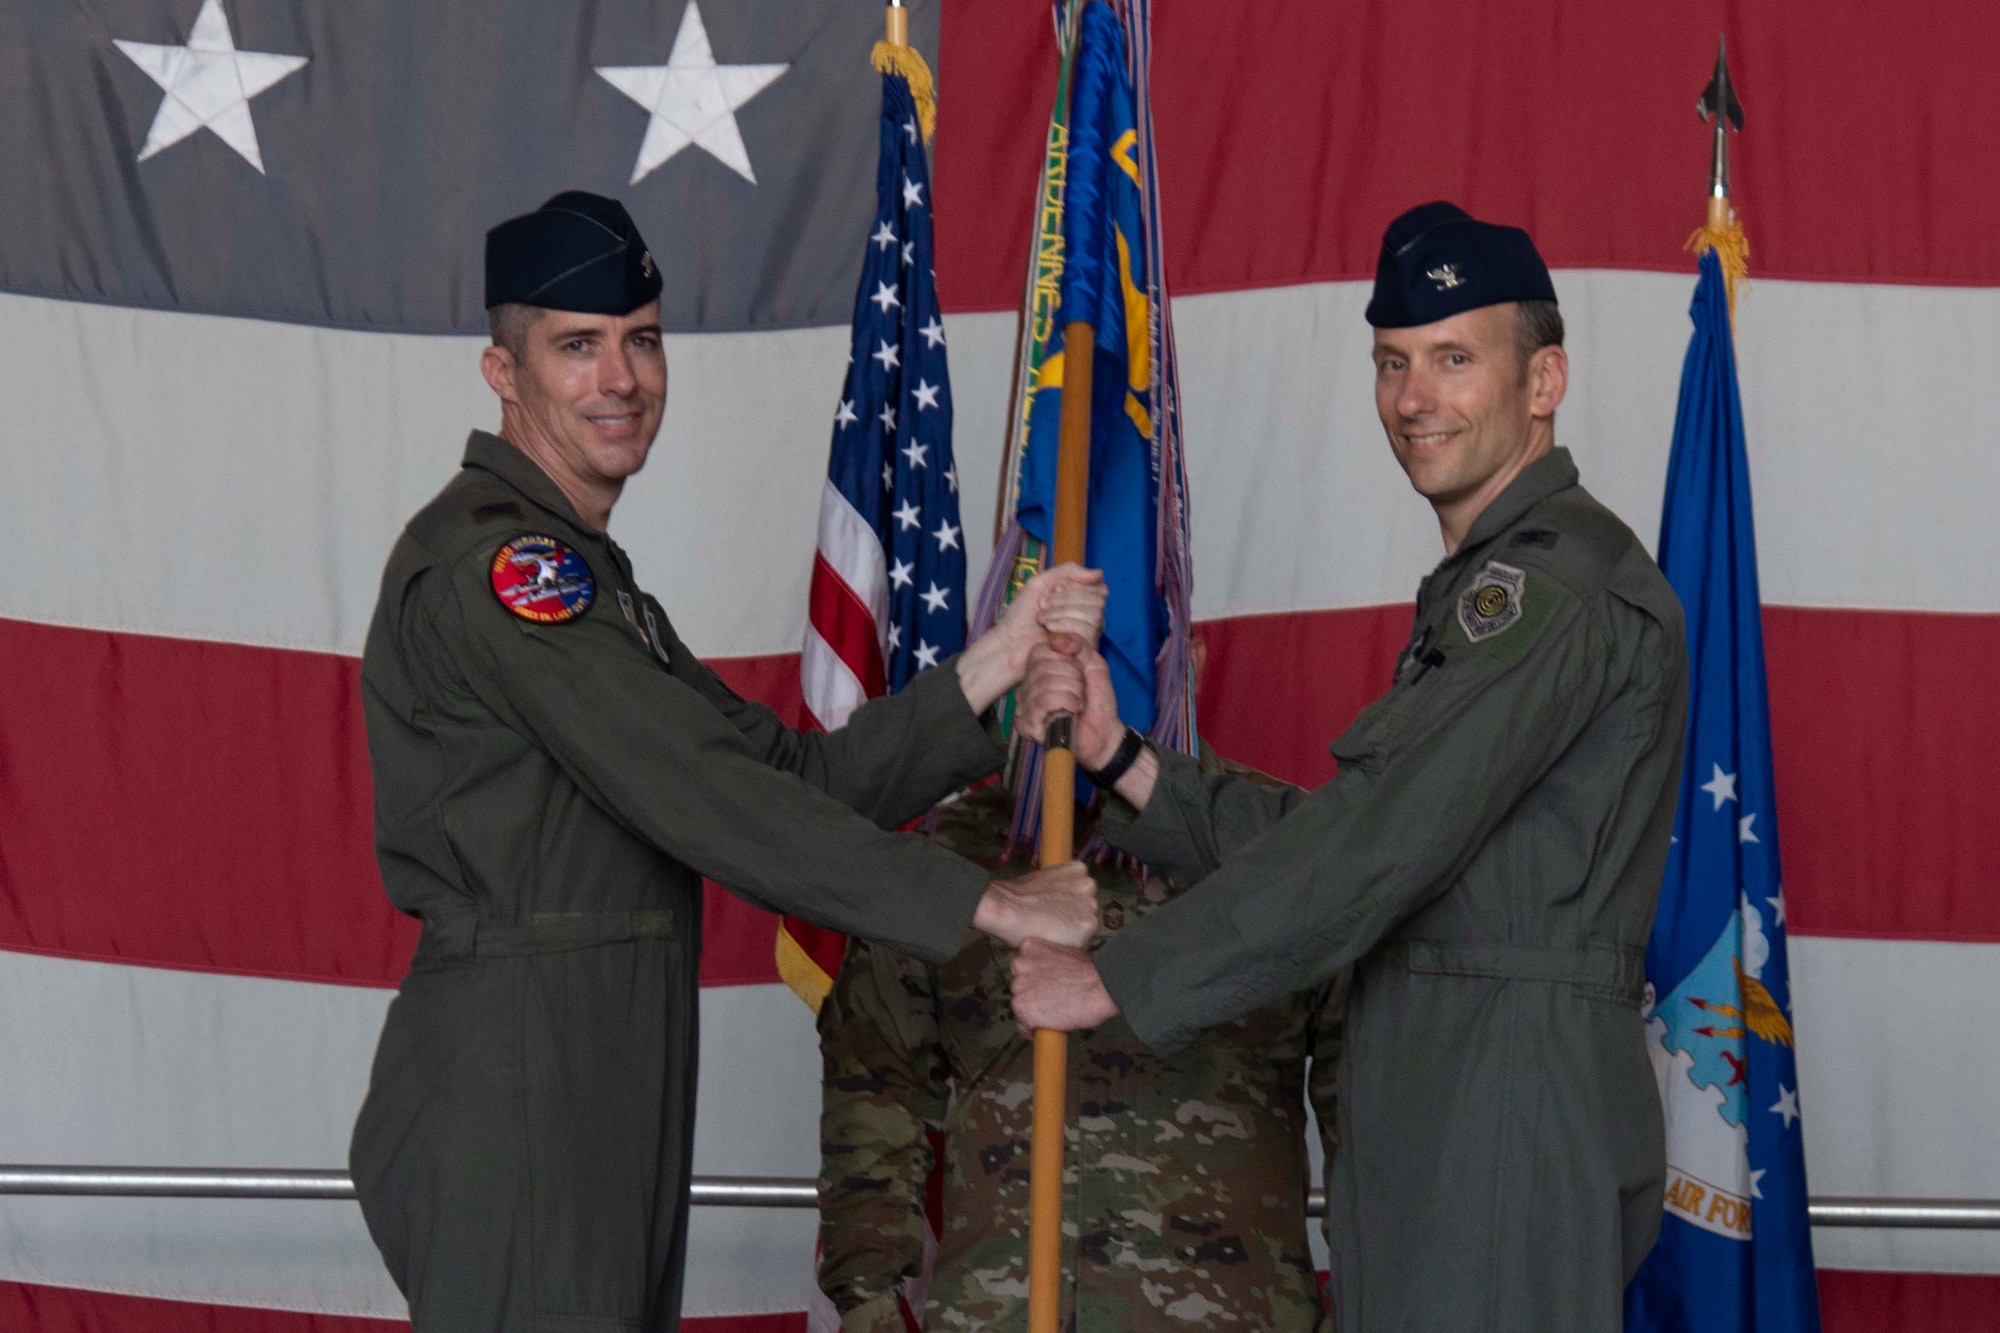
[872,40,937,144]
[1686,210,1749,321]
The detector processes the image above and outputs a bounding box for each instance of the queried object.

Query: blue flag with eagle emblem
[1625,248,1822,1332]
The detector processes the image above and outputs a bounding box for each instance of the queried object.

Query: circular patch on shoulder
[490,534,595,624]
[1474,585,1510,619]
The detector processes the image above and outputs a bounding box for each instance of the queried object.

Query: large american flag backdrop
[2,2,1996,1330]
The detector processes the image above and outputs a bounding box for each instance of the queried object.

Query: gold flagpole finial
[873,0,936,142]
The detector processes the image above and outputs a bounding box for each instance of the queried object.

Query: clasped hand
[1014,638,1123,772]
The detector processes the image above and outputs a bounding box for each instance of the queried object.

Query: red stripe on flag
[6,605,1996,991]
[0,1282,807,1333]
[1190,604,2000,943]
[936,1,2000,309]
[0,616,414,986]
[807,552,887,701]
[1817,1269,2000,1333]
[1764,606,2000,942]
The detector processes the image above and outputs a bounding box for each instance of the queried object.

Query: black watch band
[1081,726,1147,789]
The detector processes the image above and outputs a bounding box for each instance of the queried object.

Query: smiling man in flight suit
[1011,202,1690,1331]
[350,191,1103,1333]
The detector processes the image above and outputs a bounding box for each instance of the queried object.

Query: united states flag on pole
[782,56,964,1011]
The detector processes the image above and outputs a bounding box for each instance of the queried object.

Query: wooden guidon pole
[1029,319,1096,1332]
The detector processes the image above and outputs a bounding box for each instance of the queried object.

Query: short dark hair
[1513,299,1565,368]
[487,303,541,359]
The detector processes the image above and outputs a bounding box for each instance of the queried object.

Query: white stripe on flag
[813,479,892,638]
[5,278,1998,661]
[0,953,832,1316]
[799,621,869,732]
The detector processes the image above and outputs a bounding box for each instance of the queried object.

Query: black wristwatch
[1081,725,1147,789]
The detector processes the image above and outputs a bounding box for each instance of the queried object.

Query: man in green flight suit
[350,192,1104,1333]
[816,715,1346,1331]
[1011,202,1689,1331]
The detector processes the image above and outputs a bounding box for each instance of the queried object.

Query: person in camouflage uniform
[817,754,1346,1332]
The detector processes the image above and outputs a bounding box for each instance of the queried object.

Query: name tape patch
[490,534,595,624]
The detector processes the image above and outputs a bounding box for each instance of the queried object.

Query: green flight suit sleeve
[816,939,947,1331]
[650,611,1004,830]
[417,559,994,964]
[1305,968,1349,1243]
[1098,566,1613,1049]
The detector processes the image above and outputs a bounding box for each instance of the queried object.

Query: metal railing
[4,1167,1998,1228]
[0,1167,814,1209]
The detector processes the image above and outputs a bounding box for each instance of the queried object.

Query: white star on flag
[886,622,902,650]
[902,441,928,469]
[1749,1168,1766,1200]
[892,499,921,531]
[870,281,901,314]
[1699,763,1738,811]
[887,557,914,589]
[1768,888,1786,926]
[902,173,924,209]
[881,461,893,491]
[919,316,946,349]
[596,1,788,185]
[834,399,857,428]
[871,339,900,370]
[902,118,918,144]
[114,0,308,173]
[913,641,940,670]
[1738,813,1760,844]
[920,582,951,614]
[902,240,915,267]
[871,221,897,251]
[945,462,958,493]
[878,404,896,432]
[912,379,941,410]
[932,518,960,552]
[1771,1084,1801,1129]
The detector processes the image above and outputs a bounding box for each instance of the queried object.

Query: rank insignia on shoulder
[1457,560,1526,643]
[490,534,595,624]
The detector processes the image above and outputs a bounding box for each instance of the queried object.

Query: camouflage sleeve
[816,937,949,1325]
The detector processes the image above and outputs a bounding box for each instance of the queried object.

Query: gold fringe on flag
[775,922,836,1014]
[872,39,937,144]
[1687,206,1749,320]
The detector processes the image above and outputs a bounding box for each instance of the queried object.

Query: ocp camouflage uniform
[817,765,1345,1332]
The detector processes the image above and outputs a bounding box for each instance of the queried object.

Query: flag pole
[1692,34,1747,314]
[884,0,906,47]
[1029,317,1094,1333]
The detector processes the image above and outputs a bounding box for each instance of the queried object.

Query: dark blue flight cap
[1364,201,1557,329]
[484,191,663,314]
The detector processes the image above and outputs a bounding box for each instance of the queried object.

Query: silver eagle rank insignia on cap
[1426,262,1465,290]
[1457,560,1525,642]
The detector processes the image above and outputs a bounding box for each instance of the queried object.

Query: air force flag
[1625,248,1822,1332]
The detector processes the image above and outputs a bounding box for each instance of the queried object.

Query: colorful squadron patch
[490,534,595,624]
[1457,559,1526,643]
